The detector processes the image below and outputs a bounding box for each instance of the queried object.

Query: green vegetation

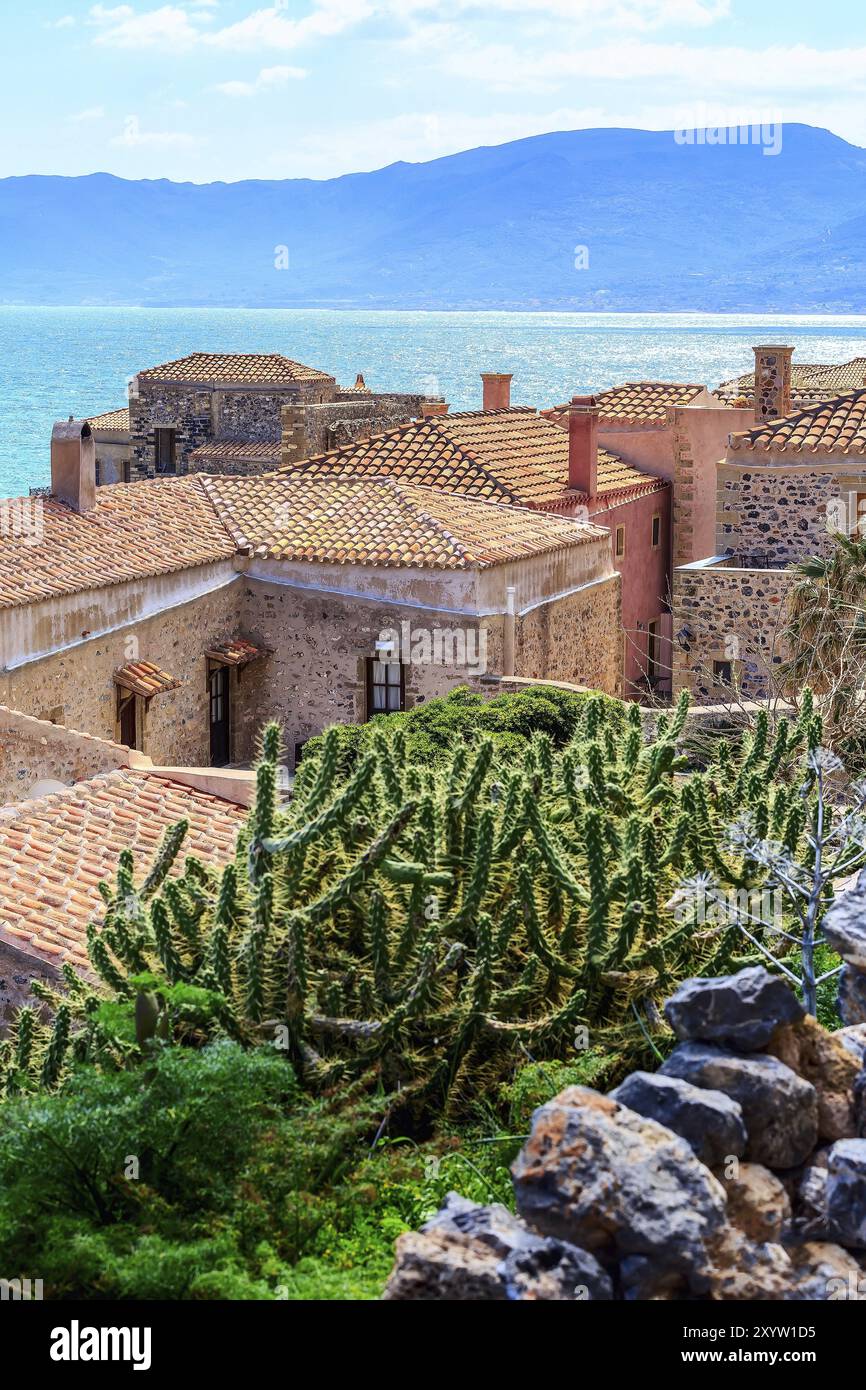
[0,683,849,1299]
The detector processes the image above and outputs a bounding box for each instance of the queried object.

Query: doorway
[209,664,230,766]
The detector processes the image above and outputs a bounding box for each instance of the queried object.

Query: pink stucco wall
[589,484,672,694]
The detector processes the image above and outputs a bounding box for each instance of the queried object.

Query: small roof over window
[205,638,270,668]
[114,661,182,699]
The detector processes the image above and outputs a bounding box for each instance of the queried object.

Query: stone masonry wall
[0,705,133,806]
[281,395,426,465]
[672,564,793,702]
[515,574,622,697]
[717,464,843,567]
[0,582,242,766]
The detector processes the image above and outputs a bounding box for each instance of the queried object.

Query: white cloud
[205,1,374,52]
[69,106,106,123]
[213,65,307,96]
[89,3,210,48]
[43,13,76,27]
[110,114,198,147]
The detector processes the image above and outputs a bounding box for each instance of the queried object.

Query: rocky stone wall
[515,573,621,696]
[282,395,427,465]
[0,705,133,805]
[385,965,866,1301]
[672,562,793,702]
[717,463,842,567]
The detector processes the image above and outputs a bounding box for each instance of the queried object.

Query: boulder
[838,965,866,1026]
[791,1164,831,1241]
[716,1162,791,1243]
[835,1023,866,1066]
[827,1139,866,1249]
[609,1071,746,1167]
[704,1229,797,1301]
[381,1193,612,1301]
[787,1243,866,1300]
[824,870,866,969]
[663,966,804,1052]
[660,1042,819,1168]
[511,1087,726,1295]
[764,1014,860,1141]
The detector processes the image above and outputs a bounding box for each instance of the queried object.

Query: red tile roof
[114,661,182,699]
[728,390,866,455]
[205,638,269,667]
[0,771,245,975]
[545,383,706,426]
[287,408,663,509]
[201,473,608,569]
[188,440,282,467]
[0,478,236,611]
[716,359,866,408]
[136,352,332,385]
[87,406,130,432]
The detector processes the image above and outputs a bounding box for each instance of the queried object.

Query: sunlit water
[4,307,866,497]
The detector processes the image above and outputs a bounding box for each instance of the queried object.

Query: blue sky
[7,0,866,181]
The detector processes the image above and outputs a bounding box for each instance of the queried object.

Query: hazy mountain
[3,125,866,310]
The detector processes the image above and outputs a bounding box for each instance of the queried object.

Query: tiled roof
[716,359,866,407]
[545,383,705,426]
[0,478,236,612]
[287,408,662,508]
[188,440,282,466]
[201,473,608,569]
[728,390,866,455]
[136,352,332,385]
[87,406,130,432]
[205,638,269,667]
[114,661,182,699]
[0,770,244,975]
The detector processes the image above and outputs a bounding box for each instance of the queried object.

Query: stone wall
[717,463,843,567]
[0,705,134,806]
[0,581,243,767]
[672,561,793,702]
[281,394,426,465]
[0,937,58,1028]
[515,574,621,695]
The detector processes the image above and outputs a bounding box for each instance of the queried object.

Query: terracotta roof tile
[87,406,130,432]
[287,408,663,508]
[0,771,245,974]
[545,383,705,426]
[114,661,182,699]
[205,638,270,666]
[728,389,866,455]
[201,472,608,569]
[716,359,866,407]
[188,440,282,466]
[0,477,235,611]
[136,352,332,385]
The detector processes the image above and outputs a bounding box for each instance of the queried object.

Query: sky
[5,0,866,182]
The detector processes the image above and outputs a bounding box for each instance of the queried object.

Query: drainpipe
[503,585,517,677]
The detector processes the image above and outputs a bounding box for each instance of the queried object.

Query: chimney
[419,399,449,418]
[753,345,794,424]
[481,373,513,411]
[568,395,598,495]
[51,418,96,512]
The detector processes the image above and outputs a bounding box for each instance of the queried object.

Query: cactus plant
[0,693,828,1117]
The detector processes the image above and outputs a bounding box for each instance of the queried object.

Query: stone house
[673,345,866,701]
[86,353,430,483]
[0,416,622,779]
[286,377,670,696]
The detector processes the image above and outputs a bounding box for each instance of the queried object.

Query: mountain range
[3,124,866,310]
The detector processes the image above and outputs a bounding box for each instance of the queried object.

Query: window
[615,525,626,558]
[122,459,132,483]
[366,658,405,717]
[651,513,661,548]
[713,659,733,686]
[94,459,102,487]
[647,621,659,681]
[155,428,177,475]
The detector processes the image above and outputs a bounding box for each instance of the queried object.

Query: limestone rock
[609,1070,746,1167]
[764,1014,860,1142]
[838,965,866,1026]
[660,1042,819,1168]
[381,1193,612,1301]
[705,1229,796,1300]
[791,1164,830,1241]
[787,1243,866,1300]
[717,1162,791,1243]
[825,870,866,969]
[835,1023,866,1066]
[511,1086,726,1294]
[663,966,804,1052]
[827,1139,866,1249]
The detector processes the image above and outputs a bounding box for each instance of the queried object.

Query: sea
[4,307,866,499]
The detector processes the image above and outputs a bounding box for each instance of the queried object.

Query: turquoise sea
[4,308,866,499]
